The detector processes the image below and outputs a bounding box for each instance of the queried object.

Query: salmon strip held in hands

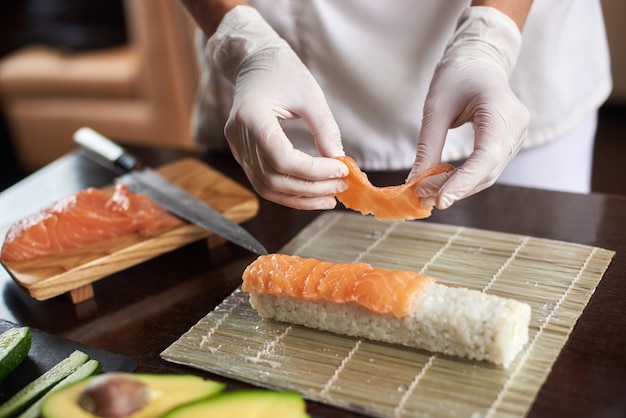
[334,156,454,221]
[0,184,182,262]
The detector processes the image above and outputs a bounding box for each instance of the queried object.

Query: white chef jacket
[193,0,612,171]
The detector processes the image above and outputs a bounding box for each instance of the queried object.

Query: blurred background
[0,0,624,195]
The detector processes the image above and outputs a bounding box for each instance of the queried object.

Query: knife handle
[73,127,141,172]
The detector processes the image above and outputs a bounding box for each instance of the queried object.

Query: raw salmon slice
[242,254,436,317]
[334,156,454,221]
[0,184,182,262]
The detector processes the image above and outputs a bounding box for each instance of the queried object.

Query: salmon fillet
[242,254,436,318]
[334,156,454,221]
[0,184,182,262]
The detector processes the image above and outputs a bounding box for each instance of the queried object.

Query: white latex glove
[409,6,529,209]
[205,6,348,210]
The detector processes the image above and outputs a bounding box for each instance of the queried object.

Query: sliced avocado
[40,373,224,418]
[163,390,310,418]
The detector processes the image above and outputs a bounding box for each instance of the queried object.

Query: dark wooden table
[1,145,625,418]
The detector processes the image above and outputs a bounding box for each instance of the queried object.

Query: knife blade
[73,127,268,256]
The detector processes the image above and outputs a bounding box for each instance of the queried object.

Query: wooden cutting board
[0,158,259,304]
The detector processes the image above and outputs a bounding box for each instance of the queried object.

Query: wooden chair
[0,0,200,171]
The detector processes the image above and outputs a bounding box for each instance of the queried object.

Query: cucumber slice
[0,350,89,418]
[17,359,102,418]
[0,327,31,382]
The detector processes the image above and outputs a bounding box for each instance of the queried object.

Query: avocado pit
[77,373,151,417]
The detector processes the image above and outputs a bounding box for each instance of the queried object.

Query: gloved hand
[205,6,348,210]
[408,6,529,209]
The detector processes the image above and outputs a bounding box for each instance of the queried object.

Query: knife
[73,127,268,256]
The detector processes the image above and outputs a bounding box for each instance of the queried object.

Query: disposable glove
[205,6,348,210]
[409,6,529,209]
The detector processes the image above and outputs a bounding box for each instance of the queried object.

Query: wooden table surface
[0,145,624,418]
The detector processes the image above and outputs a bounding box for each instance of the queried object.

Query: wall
[602,0,626,103]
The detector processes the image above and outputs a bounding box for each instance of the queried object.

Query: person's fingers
[300,94,345,159]
[229,103,349,181]
[408,93,455,181]
[244,168,343,210]
[255,163,349,197]
[412,170,455,196]
[434,101,527,209]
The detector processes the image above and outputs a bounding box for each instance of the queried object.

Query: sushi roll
[242,254,531,367]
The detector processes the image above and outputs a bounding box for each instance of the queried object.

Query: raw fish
[242,253,435,318]
[1,184,182,262]
[335,156,454,221]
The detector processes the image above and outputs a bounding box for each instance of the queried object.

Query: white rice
[248,283,531,367]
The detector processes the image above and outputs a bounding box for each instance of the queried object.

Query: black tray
[0,319,136,402]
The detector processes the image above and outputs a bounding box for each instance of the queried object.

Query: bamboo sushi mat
[161,212,615,418]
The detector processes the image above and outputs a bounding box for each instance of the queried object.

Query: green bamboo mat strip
[161,212,615,418]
